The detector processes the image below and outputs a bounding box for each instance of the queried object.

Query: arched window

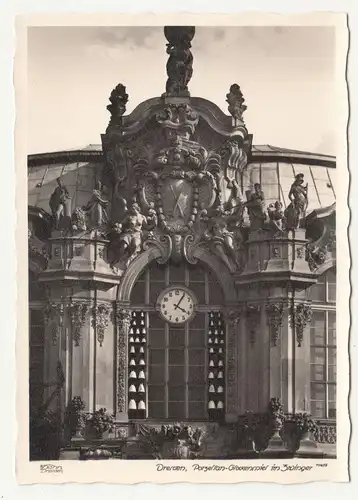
[309,268,336,419]
[128,261,225,421]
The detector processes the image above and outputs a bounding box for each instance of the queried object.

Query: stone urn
[161,439,190,459]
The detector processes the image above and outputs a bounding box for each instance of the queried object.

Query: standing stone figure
[164,26,195,96]
[83,181,109,229]
[49,178,71,229]
[245,183,267,230]
[284,173,308,230]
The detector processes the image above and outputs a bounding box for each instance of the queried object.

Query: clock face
[157,287,196,325]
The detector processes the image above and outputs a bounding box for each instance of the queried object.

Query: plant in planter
[294,413,318,440]
[87,408,115,439]
[65,396,87,440]
[150,423,205,459]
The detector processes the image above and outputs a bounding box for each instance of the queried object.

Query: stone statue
[106,83,129,129]
[164,26,195,96]
[226,84,247,121]
[225,179,245,227]
[284,173,308,230]
[245,183,267,230]
[71,207,87,232]
[108,203,155,267]
[83,181,109,229]
[202,206,239,271]
[49,177,71,229]
[268,201,285,234]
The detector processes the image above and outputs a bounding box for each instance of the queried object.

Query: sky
[27,26,336,155]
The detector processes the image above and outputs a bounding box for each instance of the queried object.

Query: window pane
[328,365,336,382]
[190,283,206,304]
[310,312,326,345]
[148,402,165,418]
[169,264,186,283]
[328,384,336,401]
[168,402,185,419]
[188,402,206,419]
[148,385,165,401]
[310,347,325,364]
[311,383,325,400]
[169,349,185,365]
[328,348,336,365]
[189,349,205,365]
[189,329,206,347]
[328,284,336,302]
[169,329,185,347]
[148,365,165,383]
[149,313,165,329]
[188,265,205,283]
[190,313,206,329]
[310,364,325,382]
[169,365,184,383]
[150,263,166,282]
[149,349,165,365]
[168,385,186,401]
[328,401,336,418]
[310,283,325,302]
[150,282,165,305]
[189,385,206,401]
[149,329,165,347]
[311,400,325,418]
[328,312,336,344]
[188,365,205,384]
[130,281,145,304]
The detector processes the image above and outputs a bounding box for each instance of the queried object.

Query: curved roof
[28,144,336,215]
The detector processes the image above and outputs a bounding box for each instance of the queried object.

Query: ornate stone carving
[290,302,313,347]
[226,84,247,121]
[71,207,87,232]
[92,303,111,347]
[107,203,156,270]
[68,301,89,347]
[163,26,195,96]
[284,173,308,231]
[156,104,199,140]
[265,302,284,346]
[246,303,261,344]
[115,307,131,412]
[245,184,267,230]
[106,83,129,130]
[43,302,65,346]
[49,178,71,230]
[225,309,241,414]
[220,139,248,175]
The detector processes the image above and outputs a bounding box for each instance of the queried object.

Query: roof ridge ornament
[226,84,247,122]
[163,26,195,98]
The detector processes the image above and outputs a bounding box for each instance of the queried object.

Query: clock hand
[176,305,188,314]
[174,293,185,310]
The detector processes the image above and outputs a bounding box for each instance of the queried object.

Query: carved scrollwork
[142,233,172,264]
[115,307,131,412]
[92,303,111,347]
[156,104,199,140]
[246,303,261,344]
[68,301,90,347]
[43,302,65,346]
[290,302,313,347]
[265,302,285,347]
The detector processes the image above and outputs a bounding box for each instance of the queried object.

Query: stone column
[245,303,262,413]
[114,304,131,421]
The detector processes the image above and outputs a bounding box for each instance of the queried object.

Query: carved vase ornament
[43,302,65,346]
[290,302,313,347]
[68,301,89,347]
[92,303,111,347]
[265,302,284,347]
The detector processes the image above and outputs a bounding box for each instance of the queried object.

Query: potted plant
[294,413,318,442]
[87,408,114,439]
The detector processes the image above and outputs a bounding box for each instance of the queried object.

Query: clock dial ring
[156,285,197,325]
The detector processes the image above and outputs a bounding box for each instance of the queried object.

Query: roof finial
[163,26,195,97]
[226,84,247,122]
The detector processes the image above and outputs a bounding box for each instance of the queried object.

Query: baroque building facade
[28,27,336,460]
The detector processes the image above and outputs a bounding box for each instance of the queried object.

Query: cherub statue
[245,183,267,230]
[268,201,285,235]
[284,173,308,230]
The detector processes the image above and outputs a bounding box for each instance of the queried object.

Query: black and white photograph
[18,13,349,483]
